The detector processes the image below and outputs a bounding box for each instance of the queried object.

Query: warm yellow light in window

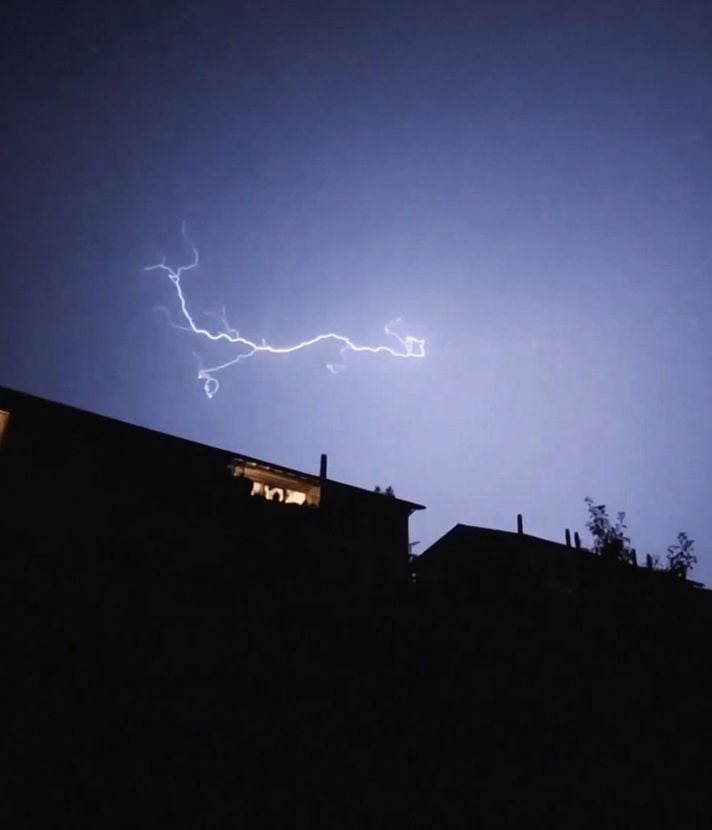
[250,481,308,505]
[233,459,320,506]
[285,490,306,506]
[0,410,9,447]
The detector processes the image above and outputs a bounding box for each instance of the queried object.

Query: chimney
[517,513,523,535]
[565,528,572,547]
[574,531,581,549]
[319,453,328,481]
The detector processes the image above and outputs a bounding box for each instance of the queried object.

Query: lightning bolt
[145,225,426,398]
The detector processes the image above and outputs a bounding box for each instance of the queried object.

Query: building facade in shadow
[0,385,424,591]
[414,516,707,618]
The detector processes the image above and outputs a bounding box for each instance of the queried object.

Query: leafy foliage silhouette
[667,531,697,579]
[584,497,637,565]
[585,499,698,580]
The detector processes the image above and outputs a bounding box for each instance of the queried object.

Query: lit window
[284,490,306,506]
[250,483,307,505]
[263,484,286,502]
[0,410,9,447]
[231,458,320,507]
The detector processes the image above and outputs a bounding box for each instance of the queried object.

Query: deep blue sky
[2,1,711,580]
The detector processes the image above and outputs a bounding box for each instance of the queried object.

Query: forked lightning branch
[145,226,426,397]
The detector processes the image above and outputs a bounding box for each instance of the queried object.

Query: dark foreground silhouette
[3,538,711,828]
[1,385,709,825]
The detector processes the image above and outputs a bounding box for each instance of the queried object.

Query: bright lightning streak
[145,226,426,398]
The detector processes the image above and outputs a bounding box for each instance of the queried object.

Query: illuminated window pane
[264,485,285,502]
[234,458,320,507]
[0,410,9,447]
[285,490,306,505]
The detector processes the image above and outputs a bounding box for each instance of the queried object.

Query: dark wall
[323,482,412,583]
[414,524,709,617]
[0,387,413,592]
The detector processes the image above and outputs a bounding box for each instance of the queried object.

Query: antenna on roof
[517,513,524,534]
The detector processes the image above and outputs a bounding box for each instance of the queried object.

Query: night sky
[2,1,711,581]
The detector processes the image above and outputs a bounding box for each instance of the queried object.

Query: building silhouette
[415,515,706,615]
[2,384,706,601]
[3,384,712,826]
[0,385,423,589]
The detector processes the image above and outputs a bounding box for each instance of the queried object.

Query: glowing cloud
[145,225,426,397]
